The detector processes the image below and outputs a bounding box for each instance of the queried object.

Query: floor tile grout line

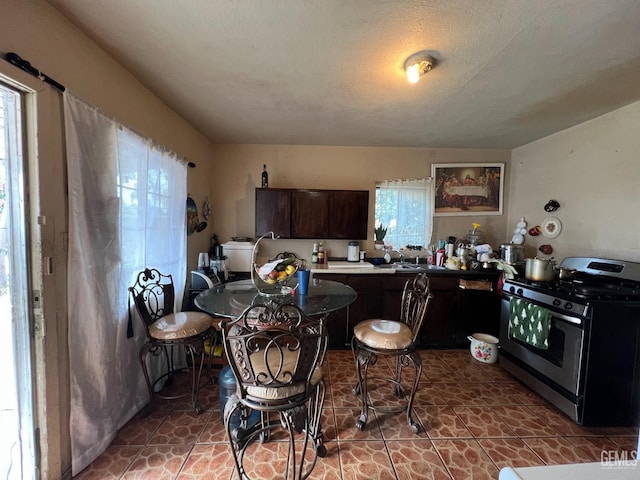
[83,350,639,479]
[172,444,195,480]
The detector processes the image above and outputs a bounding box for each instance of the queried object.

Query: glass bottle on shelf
[466,222,482,246]
[261,164,269,188]
[311,243,319,264]
[317,242,325,264]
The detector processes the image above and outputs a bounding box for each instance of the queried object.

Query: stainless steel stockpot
[524,257,556,281]
[499,243,524,264]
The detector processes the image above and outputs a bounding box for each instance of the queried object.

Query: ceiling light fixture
[404,52,435,84]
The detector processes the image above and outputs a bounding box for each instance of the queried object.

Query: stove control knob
[564,302,573,310]
[509,286,515,294]
[553,299,561,306]
[516,288,523,296]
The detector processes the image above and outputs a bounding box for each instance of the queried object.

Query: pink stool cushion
[149,311,212,340]
[354,319,413,350]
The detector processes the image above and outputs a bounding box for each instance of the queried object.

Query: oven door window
[502,296,585,395]
[509,316,566,367]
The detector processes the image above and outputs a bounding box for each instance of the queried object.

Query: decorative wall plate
[202,197,211,220]
[541,216,562,238]
[186,196,198,236]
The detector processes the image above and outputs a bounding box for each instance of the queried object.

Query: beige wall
[210,144,511,262]
[510,100,640,262]
[0,1,215,478]
[0,0,216,268]
[3,2,637,478]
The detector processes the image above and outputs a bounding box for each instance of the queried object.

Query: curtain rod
[3,52,66,92]
[3,53,199,167]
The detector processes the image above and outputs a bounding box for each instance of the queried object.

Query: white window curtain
[375,178,434,249]
[64,92,187,474]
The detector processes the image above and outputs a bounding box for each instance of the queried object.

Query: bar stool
[129,267,214,415]
[351,273,432,432]
[221,301,327,479]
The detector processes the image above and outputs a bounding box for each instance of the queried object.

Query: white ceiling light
[404,52,435,84]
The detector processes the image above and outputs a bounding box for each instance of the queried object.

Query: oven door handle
[503,293,584,327]
[554,312,583,326]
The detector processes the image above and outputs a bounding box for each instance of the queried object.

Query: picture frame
[432,163,504,216]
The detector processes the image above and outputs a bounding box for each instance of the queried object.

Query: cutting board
[327,261,374,269]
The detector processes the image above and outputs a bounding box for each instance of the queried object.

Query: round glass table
[194,278,357,319]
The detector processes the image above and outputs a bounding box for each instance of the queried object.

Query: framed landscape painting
[431,163,504,216]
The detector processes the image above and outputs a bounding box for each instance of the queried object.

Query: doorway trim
[0,62,70,479]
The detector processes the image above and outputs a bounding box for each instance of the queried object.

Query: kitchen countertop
[309,261,500,276]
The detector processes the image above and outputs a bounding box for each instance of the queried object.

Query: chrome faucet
[398,251,405,264]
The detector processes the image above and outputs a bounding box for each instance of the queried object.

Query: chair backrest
[222,302,326,406]
[129,267,176,329]
[399,273,432,342]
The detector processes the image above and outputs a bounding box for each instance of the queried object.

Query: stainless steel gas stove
[499,257,640,426]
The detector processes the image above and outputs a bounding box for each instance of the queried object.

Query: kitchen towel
[509,297,551,349]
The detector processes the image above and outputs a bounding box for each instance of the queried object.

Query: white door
[0,81,36,479]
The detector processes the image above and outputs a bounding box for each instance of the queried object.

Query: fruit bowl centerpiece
[253,254,300,296]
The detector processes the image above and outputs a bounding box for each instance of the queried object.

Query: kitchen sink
[393,263,423,270]
[375,263,445,271]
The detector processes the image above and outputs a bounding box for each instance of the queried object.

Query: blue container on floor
[219,365,260,429]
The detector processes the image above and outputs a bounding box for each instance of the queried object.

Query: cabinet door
[314,274,349,348]
[382,274,412,320]
[329,190,369,239]
[455,289,501,347]
[291,190,330,238]
[421,276,458,348]
[255,189,291,238]
[345,275,383,341]
[422,292,457,347]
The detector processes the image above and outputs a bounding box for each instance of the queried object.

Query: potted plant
[374,224,387,250]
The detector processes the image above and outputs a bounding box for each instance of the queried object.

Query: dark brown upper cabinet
[291,190,331,238]
[329,190,368,239]
[255,188,291,238]
[255,188,369,239]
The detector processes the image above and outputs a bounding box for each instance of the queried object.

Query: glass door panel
[0,81,35,480]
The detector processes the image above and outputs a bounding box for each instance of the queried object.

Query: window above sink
[375,178,434,249]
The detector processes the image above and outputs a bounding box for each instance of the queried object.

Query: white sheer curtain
[375,178,434,249]
[64,92,187,474]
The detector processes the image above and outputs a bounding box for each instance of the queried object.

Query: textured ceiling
[48,0,640,148]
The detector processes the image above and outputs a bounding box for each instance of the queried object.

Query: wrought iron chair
[351,273,432,432]
[129,267,214,415]
[222,301,327,480]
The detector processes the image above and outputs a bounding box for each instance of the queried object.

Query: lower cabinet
[454,279,501,346]
[380,274,459,348]
[420,276,458,348]
[315,274,349,348]
[344,275,383,345]
[314,272,500,349]
[381,275,409,320]
[316,273,383,348]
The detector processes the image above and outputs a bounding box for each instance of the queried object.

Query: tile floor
[74,349,638,479]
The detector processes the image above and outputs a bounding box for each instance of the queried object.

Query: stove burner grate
[508,276,640,301]
[562,280,640,300]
